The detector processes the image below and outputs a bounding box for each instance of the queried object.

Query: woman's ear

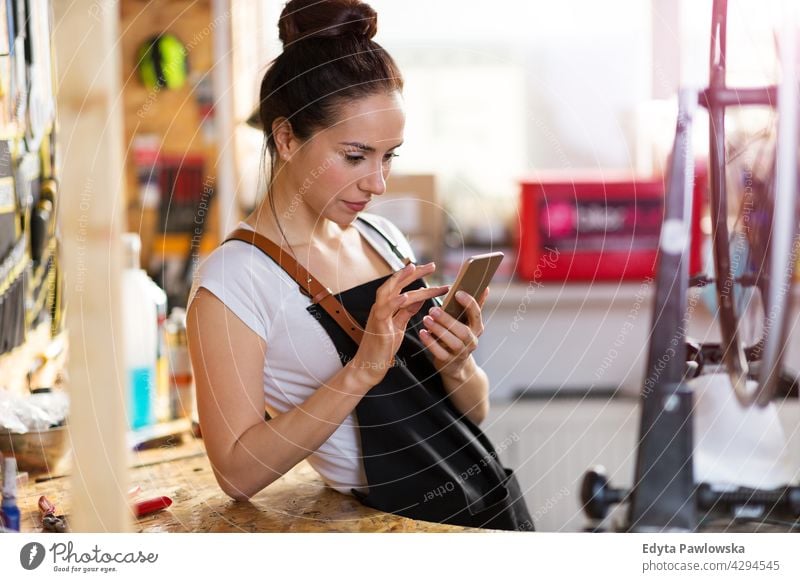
[272,117,297,161]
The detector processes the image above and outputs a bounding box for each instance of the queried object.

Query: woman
[187,0,533,531]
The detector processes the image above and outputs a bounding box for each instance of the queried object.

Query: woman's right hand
[349,262,449,386]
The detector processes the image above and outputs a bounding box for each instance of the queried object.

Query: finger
[478,286,490,308]
[376,264,443,322]
[377,263,415,300]
[393,288,442,327]
[375,293,410,320]
[403,285,449,304]
[426,301,478,340]
[429,301,481,348]
[385,285,447,322]
[422,313,475,354]
[388,262,436,294]
[389,285,449,307]
[394,299,424,328]
[454,290,484,334]
[419,328,452,360]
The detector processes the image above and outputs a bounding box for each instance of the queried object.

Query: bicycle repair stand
[609,88,698,532]
[580,0,800,532]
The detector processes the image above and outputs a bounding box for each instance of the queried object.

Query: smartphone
[438,252,504,322]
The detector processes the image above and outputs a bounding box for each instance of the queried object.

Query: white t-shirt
[187,213,417,495]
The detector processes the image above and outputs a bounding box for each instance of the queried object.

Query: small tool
[38,495,67,533]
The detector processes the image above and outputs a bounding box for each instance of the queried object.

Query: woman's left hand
[419,287,489,379]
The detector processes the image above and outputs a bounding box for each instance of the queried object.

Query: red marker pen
[133,496,172,518]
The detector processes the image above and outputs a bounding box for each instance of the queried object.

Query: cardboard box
[366,174,443,265]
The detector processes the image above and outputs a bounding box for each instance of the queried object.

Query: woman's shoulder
[188,227,288,308]
[197,235,279,279]
[201,220,296,273]
[187,231,288,340]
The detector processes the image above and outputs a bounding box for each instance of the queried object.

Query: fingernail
[456,290,467,300]
[430,307,442,316]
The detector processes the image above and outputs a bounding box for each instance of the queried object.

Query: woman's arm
[187,288,373,501]
[439,355,490,425]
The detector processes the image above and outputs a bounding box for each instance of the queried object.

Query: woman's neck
[244,185,350,249]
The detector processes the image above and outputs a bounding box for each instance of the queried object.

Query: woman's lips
[342,200,368,212]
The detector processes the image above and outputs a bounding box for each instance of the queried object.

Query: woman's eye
[344,154,365,165]
[343,152,399,165]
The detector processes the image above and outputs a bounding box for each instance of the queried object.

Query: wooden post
[212,0,237,237]
[53,0,131,532]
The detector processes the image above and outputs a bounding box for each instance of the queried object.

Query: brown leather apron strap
[224,228,365,345]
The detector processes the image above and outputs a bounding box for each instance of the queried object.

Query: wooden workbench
[16,436,484,533]
[17,431,793,533]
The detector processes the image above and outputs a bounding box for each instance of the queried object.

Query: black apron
[304,219,534,532]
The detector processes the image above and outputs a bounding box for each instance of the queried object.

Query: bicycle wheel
[705,0,799,406]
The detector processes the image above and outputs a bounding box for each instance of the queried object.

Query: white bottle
[121,233,158,430]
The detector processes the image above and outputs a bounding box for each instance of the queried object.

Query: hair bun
[279,0,378,47]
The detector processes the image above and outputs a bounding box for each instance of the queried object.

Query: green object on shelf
[137,34,189,90]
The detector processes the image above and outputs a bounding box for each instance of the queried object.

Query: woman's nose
[360,163,387,196]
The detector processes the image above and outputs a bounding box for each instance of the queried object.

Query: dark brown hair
[256,0,404,243]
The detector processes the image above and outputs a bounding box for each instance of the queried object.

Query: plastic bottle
[166,307,194,419]
[147,279,169,422]
[121,233,158,429]
[1,456,20,531]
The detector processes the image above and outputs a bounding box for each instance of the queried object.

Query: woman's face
[282,91,405,227]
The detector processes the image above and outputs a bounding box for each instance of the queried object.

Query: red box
[516,170,706,282]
